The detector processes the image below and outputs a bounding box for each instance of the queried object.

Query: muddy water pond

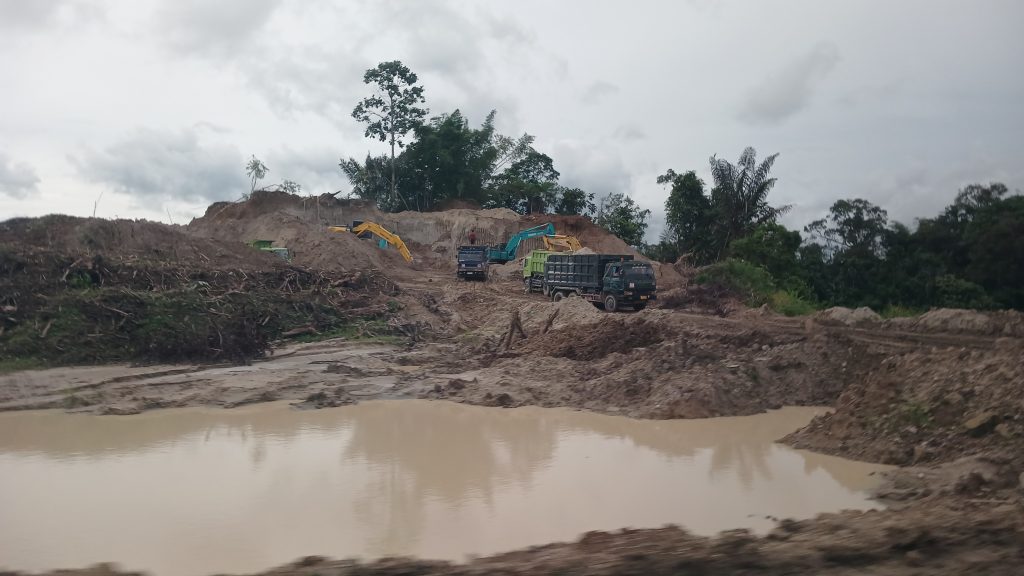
[0,401,888,576]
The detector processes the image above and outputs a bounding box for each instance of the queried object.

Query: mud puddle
[0,402,889,576]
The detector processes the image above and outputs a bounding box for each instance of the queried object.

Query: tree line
[338,60,651,246]
[335,60,1022,312]
[650,153,1023,312]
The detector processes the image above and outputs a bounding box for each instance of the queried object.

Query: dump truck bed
[544,254,634,288]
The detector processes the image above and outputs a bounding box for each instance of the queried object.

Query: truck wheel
[523,278,531,293]
[604,294,618,312]
[553,291,565,303]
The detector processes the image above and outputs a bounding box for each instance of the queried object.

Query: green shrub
[933,274,995,309]
[880,305,924,319]
[696,258,777,306]
[768,290,817,316]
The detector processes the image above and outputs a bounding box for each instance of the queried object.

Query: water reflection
[0,401,888,576]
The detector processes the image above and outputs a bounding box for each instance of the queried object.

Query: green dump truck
[543,253,656,311]
[247,239,292,262]
[521,249,553,293]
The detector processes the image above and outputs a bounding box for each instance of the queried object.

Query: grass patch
[289,319,401,345]
[697,259,817,316]
[898,401,932,427]
[880,305,924,319]
[768,290,818,317]
[0,357,46,374]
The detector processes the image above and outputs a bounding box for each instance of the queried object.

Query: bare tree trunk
[390,137,397,209]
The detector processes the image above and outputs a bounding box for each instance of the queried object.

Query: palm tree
[709,147,790,258]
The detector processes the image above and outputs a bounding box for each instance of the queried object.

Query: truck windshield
[459,252,484,262]
[625,266,654,280]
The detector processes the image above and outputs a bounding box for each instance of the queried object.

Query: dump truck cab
[542,253,656,312]
[456,245,489,280]
[522,249,553,293]
[600,260,656,311]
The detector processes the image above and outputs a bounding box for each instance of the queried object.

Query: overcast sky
[2,0,1022,239]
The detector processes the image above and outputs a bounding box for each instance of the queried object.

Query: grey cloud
[72,128,247,204]
[581,80,619,105]
[266,147,346,195]
[241,1,534,130]
[612,125,647,141]
[738,42,840,125]
[0,0,62,29]
[549,140,632,201]
[0,0,101,32]
[0,153,41,199]
[157,0,282,56]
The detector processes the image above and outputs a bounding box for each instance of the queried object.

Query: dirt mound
[191,208,415,275]
[0,215,279,270]
[186,191,686,286]
[786,338,1024,465]
[487,260,522,280]
[886,308,1024,337]
[814,306,882,327]
[521,318,670,361]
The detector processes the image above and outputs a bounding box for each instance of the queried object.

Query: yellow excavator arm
[542,234,583,252]
[350,222,413,263]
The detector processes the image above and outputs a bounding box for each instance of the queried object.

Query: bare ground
[3,204,1024,575]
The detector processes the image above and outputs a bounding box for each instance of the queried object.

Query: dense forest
[333,61,1023,314]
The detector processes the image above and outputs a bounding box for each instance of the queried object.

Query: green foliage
[696,258,816,316]
[880,305,924,319]
[657,169,713,263]
[488,149,560,214]
[595,192,650,247]
[696,259,777,307]
[0,287,394,366]
[899,402,932,428]
[768,290,818,317]
[0,357,45,374]
[730,223,804,291]
[553,186,596,216]
[657,148,788,264]
[797,185,1021,312]
[805,198,889,257]
[342,107,594,216]
[245,155,268,193]
[708,147,791,254]
[340,154,396,210]
[933,274,994,309]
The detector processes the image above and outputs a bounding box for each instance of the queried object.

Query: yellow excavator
[328,221,413,263]
[542,234,583,252]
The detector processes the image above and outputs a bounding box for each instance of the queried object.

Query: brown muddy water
[0,401,889,576]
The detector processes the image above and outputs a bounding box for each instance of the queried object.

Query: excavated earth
[2,196,1024,575]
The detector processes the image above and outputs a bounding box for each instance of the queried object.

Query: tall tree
[708,147,789,257]
[596,193,651,247]
[804,198,889,258]
[553,186,596,216]
[245,155,268,193]
[352,61,428,210]
[339,154,395,209]
[489,150,561,214]
[657,169,714,264]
